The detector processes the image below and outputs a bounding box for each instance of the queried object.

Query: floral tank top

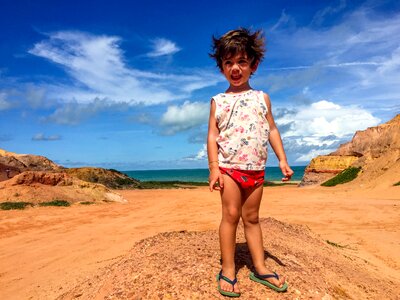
[213,89,270,171]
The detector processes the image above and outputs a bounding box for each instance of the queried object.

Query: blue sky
[1,0,399,170]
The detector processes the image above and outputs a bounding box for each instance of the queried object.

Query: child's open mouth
[231,74,242,81]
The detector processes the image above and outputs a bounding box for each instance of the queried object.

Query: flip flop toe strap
[255,271,279,280]
[219,270,238,288]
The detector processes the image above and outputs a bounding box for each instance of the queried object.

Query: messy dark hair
[210,27,265,71]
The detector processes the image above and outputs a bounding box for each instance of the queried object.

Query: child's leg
[241,185,286,287]
[219,174,242,293]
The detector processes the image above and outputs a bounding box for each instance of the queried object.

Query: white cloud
[310,100,340,110]
[184,144,207,161]
[194,144,207,160]
[276,99,380,162]
[32,133,62,141]
[278,100,380,139]
[160,101,209,135]
[28,31,217,106]
[295,148,336,162]
[147,38,181,57]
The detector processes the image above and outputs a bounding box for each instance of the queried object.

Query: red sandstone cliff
[0,149,139,204]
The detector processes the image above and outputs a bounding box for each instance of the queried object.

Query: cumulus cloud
[32,133,62,141]
[184,144,207,161]
[147,38,181,57]
[160,101,209,135]
[275,100,380,162]
[295,148,336,162]
[28,31,220,107]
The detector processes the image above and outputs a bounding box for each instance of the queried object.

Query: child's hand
[279,161,294,182]
[209,168,224,191]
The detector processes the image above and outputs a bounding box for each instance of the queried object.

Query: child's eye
[239,60,249,65]
[224,60,232,66]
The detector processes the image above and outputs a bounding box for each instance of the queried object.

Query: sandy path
[0,186,399,299]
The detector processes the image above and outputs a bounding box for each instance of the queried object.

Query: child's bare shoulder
[262,92,272,107]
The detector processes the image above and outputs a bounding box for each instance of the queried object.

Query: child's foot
[217,270,241,297]
[250,267,288,292]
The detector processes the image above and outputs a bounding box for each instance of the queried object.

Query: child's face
[221,52,258,89]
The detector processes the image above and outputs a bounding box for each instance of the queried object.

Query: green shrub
[0,202,33,210]
[321,167,361,187]
[115,177,136,185]
[80,201,96,205]
[39,200,70,207]
[326,240,346,248]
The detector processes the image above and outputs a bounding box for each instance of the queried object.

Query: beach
[0,184,399,299]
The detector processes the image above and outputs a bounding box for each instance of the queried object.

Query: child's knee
[222,207,241,224]
[242,212,259,226]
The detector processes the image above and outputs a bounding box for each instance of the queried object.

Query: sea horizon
[123,166,306,182]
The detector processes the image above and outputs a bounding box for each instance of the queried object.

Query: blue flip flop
[249,271,288,292]
[216,270,241,297]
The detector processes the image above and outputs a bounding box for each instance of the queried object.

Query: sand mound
[58,218,396,300]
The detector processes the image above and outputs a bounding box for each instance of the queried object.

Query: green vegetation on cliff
[321,167,361,187]
[0,202,33,210]
[39,200,70,207]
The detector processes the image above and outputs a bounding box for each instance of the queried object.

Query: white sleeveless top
[213,89,270,171]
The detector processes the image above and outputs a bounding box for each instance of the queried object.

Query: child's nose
[231,63,240,71]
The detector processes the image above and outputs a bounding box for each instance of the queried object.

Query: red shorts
[220,167,265,189]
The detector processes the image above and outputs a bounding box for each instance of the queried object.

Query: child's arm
[207,99,224,191]
[263,93,294,181]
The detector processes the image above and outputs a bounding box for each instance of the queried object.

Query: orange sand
[0,185,399,299]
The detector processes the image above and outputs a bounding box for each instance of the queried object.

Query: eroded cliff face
[300,114,400,187]
[0,171,126,204]
[0,149,136,203]
[0,149,139,189]
[301,155,359,186]
[0,148,62,181]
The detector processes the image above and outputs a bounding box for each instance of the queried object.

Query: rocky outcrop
[0,171,126,204]
[0,148,63,181]
[300,114,400,187]
[0,148,62,171]
[0,148,140,189]
[0,149,138,204]
[8,171,74,186]
[301,156,359,186]
[65,167,140,189]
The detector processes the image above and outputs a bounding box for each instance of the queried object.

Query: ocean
[124,166,306,182]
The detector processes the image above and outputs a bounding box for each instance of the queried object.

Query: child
[207,28,293,297]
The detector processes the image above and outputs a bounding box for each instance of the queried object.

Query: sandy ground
[0,185,399,299]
